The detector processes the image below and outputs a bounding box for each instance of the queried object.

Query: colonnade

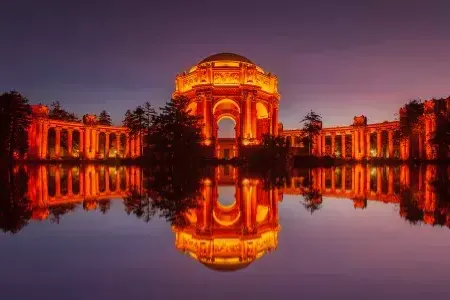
[313,123,400,159]
[28,105,141,159]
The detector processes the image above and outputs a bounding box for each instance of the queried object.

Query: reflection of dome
[174,229,279,272]
[199,52,254,65]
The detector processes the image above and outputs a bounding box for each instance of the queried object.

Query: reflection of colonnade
[173,166,281,271]
[28,105,142,159]
[284,165,449,226]
[27,165,142,219]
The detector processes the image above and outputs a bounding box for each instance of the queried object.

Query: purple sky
[1,0,449,129]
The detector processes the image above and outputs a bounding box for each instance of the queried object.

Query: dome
[199,53,254,65]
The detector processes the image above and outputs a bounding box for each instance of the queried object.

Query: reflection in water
[172,166,281,271]
[2,164,450,269]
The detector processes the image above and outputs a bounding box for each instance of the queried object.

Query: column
[41,123,48,159]
[105,167,110,193]
[359,129,365,158]
[55,127,61,158]
[251,99,257,138]
[352,131,355,158]
[204,96,212,139]
[354,130,359,159]
[105,132,110,158]
[135,134,141,156]
[366,132,371,158]
[341,134,346,158]
[67,129,73,157]
[131,137,135,158]
[322,135,326,156]
[116,133,121,157]
[341,167,346,191]
[125,135,130,157]
[84,128,90,158]
[272,106,279,136]
[331,133,336,156]
[377,130,382,158]
[78,129,86,156]
[388,130,394,158]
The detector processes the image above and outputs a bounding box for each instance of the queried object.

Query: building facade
[173,53,280,158]
[28,104,141,159]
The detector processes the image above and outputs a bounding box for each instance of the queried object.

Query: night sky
[1,0,449,129]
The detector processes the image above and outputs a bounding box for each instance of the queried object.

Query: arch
[256,102,269,119]
[213,98,240,114]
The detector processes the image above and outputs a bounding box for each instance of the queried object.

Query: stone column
[131,137,135,158]
[377,131,382,158]
[251,99,257,138]
[125,135,130,157]
[354,130,359,159]
[116,133,121,156]
[272,105,279,136]
[366,131,371,158]
[41,122,49,159]
[341,134,346,158]
[352,131,356,158]
[331,133,336,156]
[67,129,73,156]
[359,129,365,159]
[135,134,141,156]
[322,135,326,155]
[388,130,394,158]
[105,132,110,158]
[55,127,61,158]
[84,128,90,158]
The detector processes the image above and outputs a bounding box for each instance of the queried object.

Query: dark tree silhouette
[49,101,79,122]
[98,110,112,126]
[0,167,32,234]
[147,97,203,164]
[395,99,424,140]
[300,110,322,155]
[0,91,32,161]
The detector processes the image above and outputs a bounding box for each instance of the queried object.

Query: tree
[0,166,32,234]
[49,101,79,122]
[396,99,424,139]
[0,91,32,161]
[98,110,112,126]
[429,114,450,158]
[123,103,155,156]
[147,96,203,164]
[300,110,322,155]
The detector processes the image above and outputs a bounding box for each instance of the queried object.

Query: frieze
[213,72,240,84]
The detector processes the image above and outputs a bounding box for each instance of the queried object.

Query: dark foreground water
[1,164,450,300]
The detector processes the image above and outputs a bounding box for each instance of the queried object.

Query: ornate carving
[353,115,367,126]
[213,72,240,84]
[197,67,208,83]
[83,114,98,125]
[246,67,256,83]
[31,104,49,118]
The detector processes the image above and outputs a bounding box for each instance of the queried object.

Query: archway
[216,115,238,159]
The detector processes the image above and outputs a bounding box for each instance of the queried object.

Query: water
[1,164,450,300]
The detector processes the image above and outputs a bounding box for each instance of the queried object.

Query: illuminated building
[27,105,142,159]
[173,53,281,158]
